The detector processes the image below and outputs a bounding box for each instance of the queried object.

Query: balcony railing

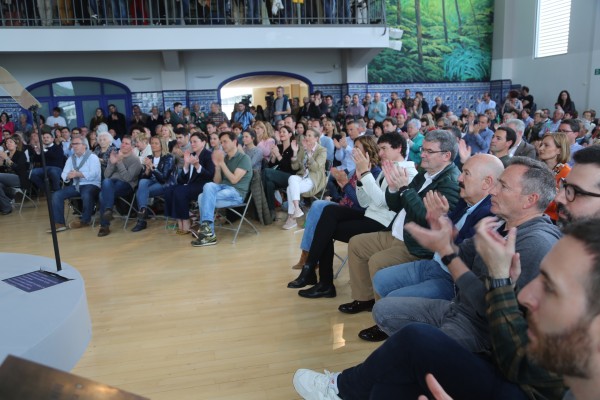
[1,0,385,27]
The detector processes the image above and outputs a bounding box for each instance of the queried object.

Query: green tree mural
[368,0,494,83]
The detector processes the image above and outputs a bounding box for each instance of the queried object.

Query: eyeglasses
[559,178,600,202]
[420,148,448,155]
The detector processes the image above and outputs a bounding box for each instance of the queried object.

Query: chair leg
[123,193,137,230]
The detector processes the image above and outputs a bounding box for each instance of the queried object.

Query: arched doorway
[27,78,131,129]
[218,72,311,122]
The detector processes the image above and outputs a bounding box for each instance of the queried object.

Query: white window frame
[535,0,572,58]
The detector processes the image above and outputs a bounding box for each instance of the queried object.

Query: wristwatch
[441,252,459,266]
[485,277,513,291]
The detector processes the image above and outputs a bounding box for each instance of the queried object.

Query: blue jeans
[111,0,127,24]
[99,178,133,226]
[373,259,455,300]
[300,199,335,251]
[136,178,167,210]
[198,182,243,233]
[337,323,527,400]
[51,184,100,225]
[324,0,336,23]
[30,166,63,192]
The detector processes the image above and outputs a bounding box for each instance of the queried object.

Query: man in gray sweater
[373,157,561,353]
[98,135,142,237]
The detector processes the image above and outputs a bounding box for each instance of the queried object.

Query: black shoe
[131,220,147,232]
[338,299,375,314]
[137,207,148,220]
[97,226,110,237]
[287,264,317,288]
[358,325,389,342]
[298,282,337,298]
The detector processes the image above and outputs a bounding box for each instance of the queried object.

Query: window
[535,0,571,58]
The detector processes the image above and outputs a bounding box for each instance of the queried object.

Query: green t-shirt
[224,151,253,199]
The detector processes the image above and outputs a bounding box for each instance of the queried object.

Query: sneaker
[102,209,114,222]
[68,220,89,229]
[282,218,297,230]
[191,233,217,247]
[293,208,304,219]
[195,221,212,239]
[293,369,341,400]
[46,223,67,233]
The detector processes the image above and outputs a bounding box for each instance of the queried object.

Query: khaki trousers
[348,231,420,301]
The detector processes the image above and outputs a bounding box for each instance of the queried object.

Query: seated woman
[131,136,176,232]
[254,121,276,161]
[132,128,152,163]
[208,132,221,152]
[282,128,327,230]
[262,125,298,220]
[0,137,30,215]
[538,132,570,223]
[287,133,418,298]
[242,129,262,171]
[291,135,381,269]
[163,132,214,235]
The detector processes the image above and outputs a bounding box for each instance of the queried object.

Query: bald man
[359,154,504,342]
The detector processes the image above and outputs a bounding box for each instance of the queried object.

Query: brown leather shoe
[97,226,110,237]
[69,220,90,229]
[291,250,309,269]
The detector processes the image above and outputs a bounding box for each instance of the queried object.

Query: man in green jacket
[338,130,460,315]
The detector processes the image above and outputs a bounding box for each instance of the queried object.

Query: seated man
[293,217,600,400]
[373,157,561,355]
[30,131,65,192]
[339,130,461,316]
[362,154,503,342]
[489,125,517,167]
[191,131,252,247]
[97,135,142,237]
[48,137,101,232]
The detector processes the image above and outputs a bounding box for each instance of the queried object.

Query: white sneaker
[293,208,305,219]
[282,218,297,230]
[293,369,341,400]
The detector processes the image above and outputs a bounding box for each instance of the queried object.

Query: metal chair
[214,192,259,244]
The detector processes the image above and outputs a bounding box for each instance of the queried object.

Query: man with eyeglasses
[338,130,460,316]
[48,138,101,232]
[558,118,584,166]
[555,145,600,225]
[463,113,493,155]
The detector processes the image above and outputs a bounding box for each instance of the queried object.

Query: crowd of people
[2,0,384,26]
[1,85,600,398]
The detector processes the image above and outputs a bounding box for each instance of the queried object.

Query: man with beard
[555,145,600,225]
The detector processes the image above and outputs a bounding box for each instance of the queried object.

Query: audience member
[489,126,516,167]
[29,131,65,192]
[538,132,571,223]
[0,137,30,215]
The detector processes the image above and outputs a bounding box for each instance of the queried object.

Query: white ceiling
[223,74,308,89]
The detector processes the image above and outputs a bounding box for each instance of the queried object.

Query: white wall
[492,0,600,112]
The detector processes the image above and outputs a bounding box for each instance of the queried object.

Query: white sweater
[356,160,418,227]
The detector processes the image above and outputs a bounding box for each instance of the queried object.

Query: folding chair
[214,192,259,244]
[13,165,37,213]
[333,240,349,279]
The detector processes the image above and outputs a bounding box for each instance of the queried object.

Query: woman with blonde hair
[282,128,327,230]
[132,128,152,162]
[389,99,407,120]
[538,132,571,222]
[254,120,276,161]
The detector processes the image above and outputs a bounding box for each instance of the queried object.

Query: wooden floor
[1,199,381,399]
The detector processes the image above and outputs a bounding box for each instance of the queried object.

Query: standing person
[367,93,387,123]
[48,137,101,231]
[431,97,449,120]
[145,106,164,135]
[271,86,291,124]
[97,136,142,237]
[45,108,67,131]
[232,103,254,130]
[556,90,576,116]
[163,132,214,235]
[463,114,493,155]
[89,107,106,131]
[131,137,176,232]
[107,104,127,140]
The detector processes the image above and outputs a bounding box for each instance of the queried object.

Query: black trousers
[308,205,384,286]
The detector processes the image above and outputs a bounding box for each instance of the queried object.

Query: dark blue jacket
[176,148,215,189]
[449,195,493,245]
